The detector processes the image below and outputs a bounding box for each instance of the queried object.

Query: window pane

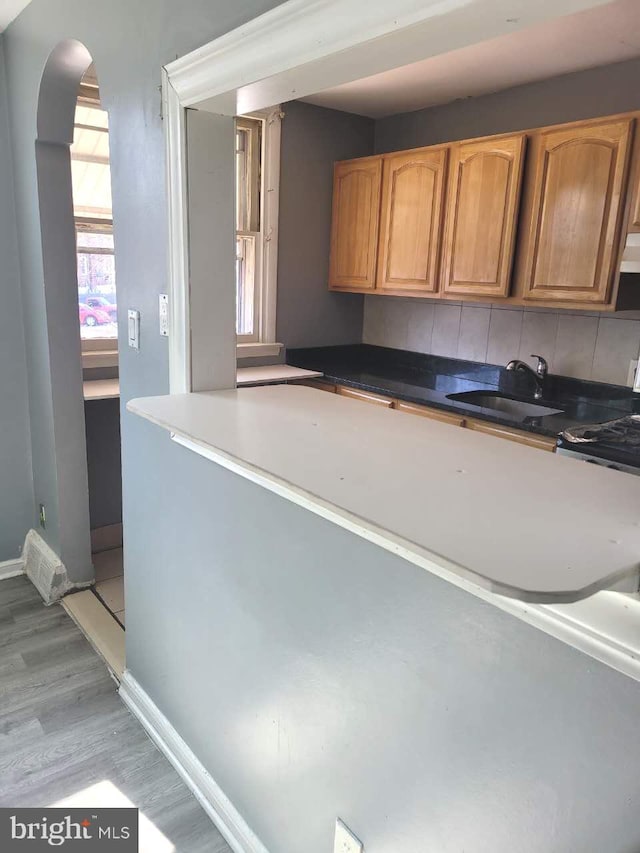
[74,104,109,130]
[77,231,114,251]
[78,251,117,340]
[236,129,250,232]
[236,236,255,337]
[71,160,113,218]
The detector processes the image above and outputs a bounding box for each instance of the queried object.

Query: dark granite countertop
[286,344,640,438]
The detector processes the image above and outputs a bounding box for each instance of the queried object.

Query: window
[234,110,281,354]
[235,117,261,340]
[71,72,117,345]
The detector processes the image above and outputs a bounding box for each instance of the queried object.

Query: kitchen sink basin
[446,391,565,419]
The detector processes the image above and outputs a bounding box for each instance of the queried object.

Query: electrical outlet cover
[334,819,363,853]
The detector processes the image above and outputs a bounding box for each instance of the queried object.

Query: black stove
[556,416,640,474]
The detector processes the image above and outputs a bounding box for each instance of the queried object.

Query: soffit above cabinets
[301,0,640,118]
[0,0,33,33]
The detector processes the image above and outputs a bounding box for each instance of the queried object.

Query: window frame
[71,96,118,365]
[235,107,282,359]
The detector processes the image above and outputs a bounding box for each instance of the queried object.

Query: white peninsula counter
[128,384,640,605]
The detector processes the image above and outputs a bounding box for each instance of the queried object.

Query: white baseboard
[119,671,269,853]
[0,558,24,581]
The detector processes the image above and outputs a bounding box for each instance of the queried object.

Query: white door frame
[162,0,611,393]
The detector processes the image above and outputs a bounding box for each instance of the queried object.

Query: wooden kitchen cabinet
[293,378,337,393]
[465,418,556,451]
[376,146,448,292]
[519,117,634,304]
[336,386,394,408]
[441,134,526,298]
[329,156,383,290]
[394,400,465,426]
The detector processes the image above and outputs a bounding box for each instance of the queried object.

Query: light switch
[159,294,169,337]
[128,309,140,349]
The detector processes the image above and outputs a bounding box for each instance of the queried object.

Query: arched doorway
[35,40,121,609]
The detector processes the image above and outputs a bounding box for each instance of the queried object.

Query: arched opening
[35,41,122,614]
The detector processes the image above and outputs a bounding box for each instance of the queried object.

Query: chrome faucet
[505,354,548,399]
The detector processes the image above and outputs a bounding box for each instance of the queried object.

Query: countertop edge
[127,390,639,604]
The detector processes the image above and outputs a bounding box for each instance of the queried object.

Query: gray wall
[127,416,640,853]
[277,100,372,348]
[375,56,640,152]
[369,57,640,384]
[84,399,121,530]
[0,38,33,561]
[4,4,640,852]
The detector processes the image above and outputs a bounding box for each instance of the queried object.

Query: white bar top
[236,365,323,385]
[128,384,640,603]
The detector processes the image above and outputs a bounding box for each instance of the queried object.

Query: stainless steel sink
[446,391,564,419]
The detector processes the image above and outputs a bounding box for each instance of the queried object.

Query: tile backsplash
[363,297,640,386]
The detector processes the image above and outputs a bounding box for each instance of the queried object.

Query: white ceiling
[302,0,640,118]
[0,0,32,32]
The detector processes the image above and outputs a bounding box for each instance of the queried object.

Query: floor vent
[23,529,73,604]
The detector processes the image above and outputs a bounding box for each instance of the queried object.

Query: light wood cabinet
[376,147,448,292]
[520,117,633,304]
[293,379,337,393]
[394,400,465,426]
[441,134,526,298]
[464,418,556,452]
[329,156,382,290]
[336,386,394,408]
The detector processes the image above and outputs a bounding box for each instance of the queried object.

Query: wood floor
[0,575,232,853]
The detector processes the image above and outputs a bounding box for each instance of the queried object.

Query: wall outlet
[38,503,46,529]
[334,819,363,853]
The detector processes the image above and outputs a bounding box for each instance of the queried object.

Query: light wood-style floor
[0,575,231,853]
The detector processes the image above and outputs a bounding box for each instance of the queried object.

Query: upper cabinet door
[522,118,633,303]
[441,134,526,298]
[376,147,448,292]
[329,157,382,290]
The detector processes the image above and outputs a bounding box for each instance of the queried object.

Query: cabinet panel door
[522,118,633,303]
[441,134,525,297]
[329,157,382,290]
[377,147,448,291]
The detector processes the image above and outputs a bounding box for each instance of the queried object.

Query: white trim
[171,433,640,683]
[165,0,610,112]
[162,70,191,394]
[119,671,270,853]
[0,558,24,581]
[253,107,281,347]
